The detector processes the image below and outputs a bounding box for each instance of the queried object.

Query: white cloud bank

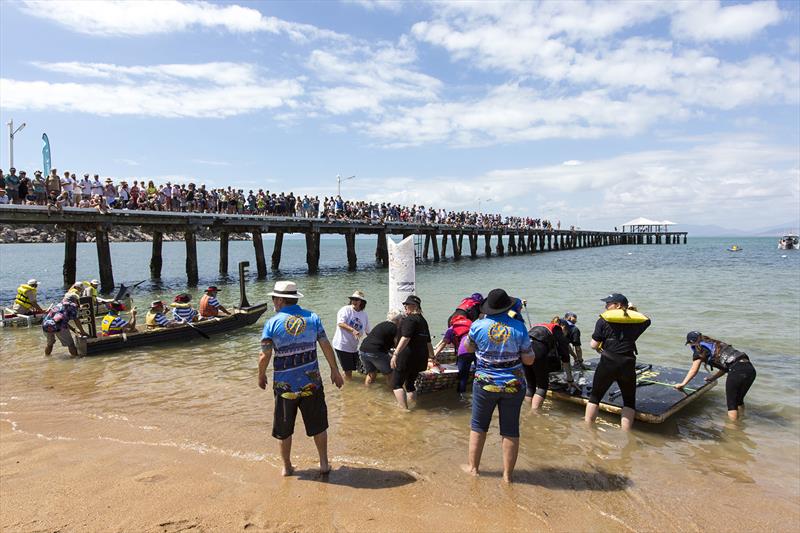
[19,0,344,40]
[0,62,303,118]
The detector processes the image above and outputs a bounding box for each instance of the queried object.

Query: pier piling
[431,233,440,262]
[95,228,114,294]
[184,230,198,286]
[63,228,77,287]
[496,233,505,257]
[150,231,163,279]
[271,231,284,271]
[485,235,492,258]
[252,230,267,279]
[345,231,357,271]
[218,231,228,275]
[306,231,321,274]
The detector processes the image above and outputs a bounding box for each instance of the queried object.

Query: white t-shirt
[331,305,370,353]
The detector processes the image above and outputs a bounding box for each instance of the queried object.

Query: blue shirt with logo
[261,304,327,398]
[469,313,532,392]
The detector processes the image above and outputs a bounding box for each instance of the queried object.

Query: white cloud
[308,41,442,115]
[343,0,403,13]
[0,62,303,118]
[345,138,799,227]
[19,0,345,40]
[358,84,687,147]
[671,0,783,42]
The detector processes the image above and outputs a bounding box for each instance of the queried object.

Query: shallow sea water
[1,235,799,528]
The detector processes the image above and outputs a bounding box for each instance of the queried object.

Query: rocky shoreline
[1,226,251,244]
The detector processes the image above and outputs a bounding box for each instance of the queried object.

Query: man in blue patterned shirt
[464,288,534,483]
[259,281,344,477]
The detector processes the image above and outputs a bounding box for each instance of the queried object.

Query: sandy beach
[3,384,798,533]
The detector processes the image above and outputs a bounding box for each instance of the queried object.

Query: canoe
[547,358,716,423]
[75,304,268,356]
[1,309,45,328]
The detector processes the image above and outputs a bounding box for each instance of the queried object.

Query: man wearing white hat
[12,279,44,315]
[331,290,371,380]
[258,280,344,477]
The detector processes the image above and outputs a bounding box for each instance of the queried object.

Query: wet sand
[3,393,798,533]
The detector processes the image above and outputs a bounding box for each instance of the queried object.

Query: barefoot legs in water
[393,388,408,409]
[464,430,487,476]
[585,403,635,431]
[501,436,519,483]
[313,431,330,475]
[279,436,295,476]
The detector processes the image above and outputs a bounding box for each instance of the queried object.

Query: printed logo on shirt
[284,315,307,337]
[488,322,511,344]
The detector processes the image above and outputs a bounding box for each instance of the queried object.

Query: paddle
[177,315,210,339]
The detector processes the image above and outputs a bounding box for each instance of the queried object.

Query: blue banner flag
[42,133,51,175]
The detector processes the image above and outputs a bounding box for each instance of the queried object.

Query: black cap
[686,331,701,345]
[402,295,421,307]
[601,293,629,306]
[480,288,515,315]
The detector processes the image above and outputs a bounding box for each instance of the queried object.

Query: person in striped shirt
[170,293,198,323]
[145,300,177,329]
[199,286,231,319]
[100,301,138,336]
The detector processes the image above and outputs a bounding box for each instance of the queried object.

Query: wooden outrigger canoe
[76,304,268,356]
[75,261,267,356]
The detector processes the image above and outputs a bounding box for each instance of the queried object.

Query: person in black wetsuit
[525,317,575,410]
[584,293,651,431]
[675,331,756,421]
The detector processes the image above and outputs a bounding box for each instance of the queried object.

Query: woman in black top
[585,293,651,431]
[390,295,433,409]
[359,310,402,385]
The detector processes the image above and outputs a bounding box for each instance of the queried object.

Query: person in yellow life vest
[12,279,44,315]
[145,300,177,329]
[101,301,137,336]
[198,286,231,319]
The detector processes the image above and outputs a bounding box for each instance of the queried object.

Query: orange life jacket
[199,295,218,317]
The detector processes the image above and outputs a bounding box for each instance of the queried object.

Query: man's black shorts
[335,349,360,372]
[272,389,328,440]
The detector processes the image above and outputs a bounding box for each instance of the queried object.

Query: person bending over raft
[463,289,534,483]
[525,318,576,410]
[433,325,475,398]
[390,295,433,409]
[584,293,651,431]
[199,286,231,319]
[359,310,402,386]
[676,331,756,421]
[447,293,483,345]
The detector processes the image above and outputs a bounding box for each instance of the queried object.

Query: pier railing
[0,205,687,293]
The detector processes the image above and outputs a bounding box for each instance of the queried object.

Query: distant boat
[727,245,742,252]
[778,234,798,250]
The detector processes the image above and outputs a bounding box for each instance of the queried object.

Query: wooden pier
[0,206,687,293]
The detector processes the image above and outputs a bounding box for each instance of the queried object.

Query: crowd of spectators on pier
[0,167,564,231]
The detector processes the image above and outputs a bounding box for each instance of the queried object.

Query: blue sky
[1,0,798,230]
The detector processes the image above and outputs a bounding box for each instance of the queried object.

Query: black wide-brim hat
[480,288,515,315]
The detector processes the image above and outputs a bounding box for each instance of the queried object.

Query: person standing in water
[584,293,651,431]
[390,295,433,409]
[258,281,344,476]
[676,331,756,421]
[332,291,370,381]
[464,288,534,483]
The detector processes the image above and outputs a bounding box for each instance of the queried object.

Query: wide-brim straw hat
[349,290,366,302]
[268,281,304,299]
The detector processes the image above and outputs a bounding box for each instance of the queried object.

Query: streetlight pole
[336,174,355,197]
[7,119,27,168]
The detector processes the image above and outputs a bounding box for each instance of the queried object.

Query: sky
[1,0,798,231]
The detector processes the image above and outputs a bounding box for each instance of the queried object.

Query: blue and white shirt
[261,304,327,398]
[172,306,197,322]
[469,314,532,392]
